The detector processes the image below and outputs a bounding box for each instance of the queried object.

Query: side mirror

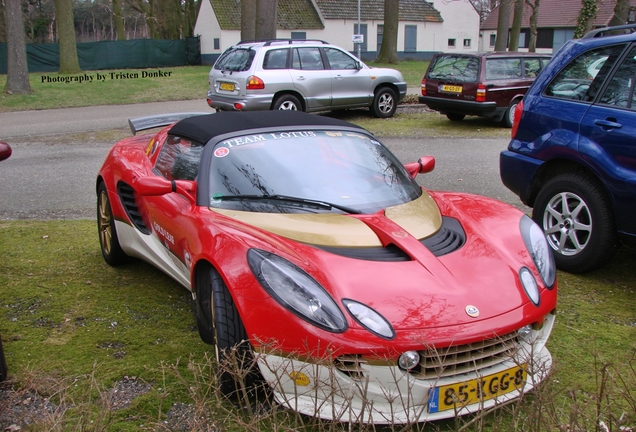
[404,156,435,178]
[133,176,196,204]
[0,142,12,162]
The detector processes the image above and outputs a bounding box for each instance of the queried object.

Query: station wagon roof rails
[583,23,636,38]
[262,39,329,46]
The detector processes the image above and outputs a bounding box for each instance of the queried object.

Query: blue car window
[545,44,626,101]
[599,47,636,109]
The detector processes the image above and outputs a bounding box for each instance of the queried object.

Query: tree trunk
[241,0,256,41]
[255,0,276,40]
[112,0,126,40]
[573,0,599,39]
[375,0,399,63]
[527,0,540,52]
[508,0,524,51]
[4,0,32,94]
[609,0,631,26]
[495,0,513,51]
[54,0,81,73]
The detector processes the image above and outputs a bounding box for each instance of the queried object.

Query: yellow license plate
[219,82,235,91]
[441,84,462,93]
[428,365,527,413]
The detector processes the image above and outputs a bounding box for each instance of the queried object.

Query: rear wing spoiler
[128,112,210,135]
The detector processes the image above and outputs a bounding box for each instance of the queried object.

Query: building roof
[314,0,443,22]
[210,0,324,30]
[481,0,636,30]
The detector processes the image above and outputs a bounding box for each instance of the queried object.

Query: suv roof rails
[582,23,636,39]
[237,38,329,46]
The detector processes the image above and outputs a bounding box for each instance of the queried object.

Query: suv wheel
[532,172,619,273]
[446,113,466,122]
[273,94,302,111]
[502,99,520,128]
[371,87,397,118]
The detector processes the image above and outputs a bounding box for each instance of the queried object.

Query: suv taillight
[247,75,265,90]
[476,83,486,102]
[511,99,524,138]
[421,78,427,96]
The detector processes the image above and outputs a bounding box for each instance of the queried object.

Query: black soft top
[168,111,366,144]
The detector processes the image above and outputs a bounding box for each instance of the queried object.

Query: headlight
[247,249,347,333]
[342,299,395,340]
[520,215,556,288]
[519,267,540,305]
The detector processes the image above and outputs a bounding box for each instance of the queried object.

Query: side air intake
[117,182,150,234]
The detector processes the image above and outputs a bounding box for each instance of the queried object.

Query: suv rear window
[427,55,480,83]
[214,47,256,72]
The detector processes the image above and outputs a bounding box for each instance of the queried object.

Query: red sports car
[96,111,557,423]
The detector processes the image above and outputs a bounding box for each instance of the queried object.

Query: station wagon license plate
[440,84,462,94]
[427,365,527,413]
[219,82,235,91]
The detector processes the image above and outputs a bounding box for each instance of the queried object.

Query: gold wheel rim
[98,190,113,255]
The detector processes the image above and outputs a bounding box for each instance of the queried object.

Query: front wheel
[195,265,260,397]
[532,172,619,273]
[371,87,397,118]
[97,182,130,265]
[273,94,302,111]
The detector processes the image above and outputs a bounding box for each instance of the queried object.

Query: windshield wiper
[213,194,362,214]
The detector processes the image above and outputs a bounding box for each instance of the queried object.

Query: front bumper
[255,314,555,423]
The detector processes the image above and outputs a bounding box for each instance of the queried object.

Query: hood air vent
[312,217,465,261]
[117,182,150,234]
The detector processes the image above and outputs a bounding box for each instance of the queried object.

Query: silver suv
[206,39,407,118]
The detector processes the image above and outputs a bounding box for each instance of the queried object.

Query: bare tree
[112,0,126,40]
[241,0,256,41]
[508,0,524,51]
[609,0,631,26]
[573,0,599,38]
[375,0,399,63]
[495,0,513,51]
[4,0,32,94]
[54,0,81,73]
[255,0,276,40]
[526,0,540,52]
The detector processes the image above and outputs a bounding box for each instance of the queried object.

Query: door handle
[594,118,622,131]
[296,76,306,81]
[335,75,343,80]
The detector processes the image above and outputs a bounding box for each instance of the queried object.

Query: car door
[323,47,371,107]
[579,44,636,236]
[484,58,525,107]
[142,135,203,287]
[290,47,332,109]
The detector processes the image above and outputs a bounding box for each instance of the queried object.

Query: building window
[405,25,417,52]
[448,38,456,47]
[377,24,383,53]
[353,23,368,52]
[291,32,306,40]
[214,38,220,50]
[463,39,471,48]
[489,34,496,47]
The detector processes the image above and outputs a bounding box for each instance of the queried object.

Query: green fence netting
[0,37,201,74]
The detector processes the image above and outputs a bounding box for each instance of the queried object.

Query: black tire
[371,87,398,118]
[501,99,520,128]
[273,94,302,111]
[195,265,258,397]
[0,333,7,382]
[97,182,129,265]
[446,113,466,122]
[532,172,620,273]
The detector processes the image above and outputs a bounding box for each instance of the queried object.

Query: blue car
[500,24,636,273]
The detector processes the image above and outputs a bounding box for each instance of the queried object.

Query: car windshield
[214,47,255,72]
[428,55,480,83]
[207,130,421,214]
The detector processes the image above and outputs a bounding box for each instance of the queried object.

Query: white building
[194,0,480,64]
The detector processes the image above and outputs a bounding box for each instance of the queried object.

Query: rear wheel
[532,172,619,273]
[195,265,260,397]
[446,113,466,122]
[502,99,520,128]
[371,87,398,118]
[273,94,301,111]
[97,182,129,265]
